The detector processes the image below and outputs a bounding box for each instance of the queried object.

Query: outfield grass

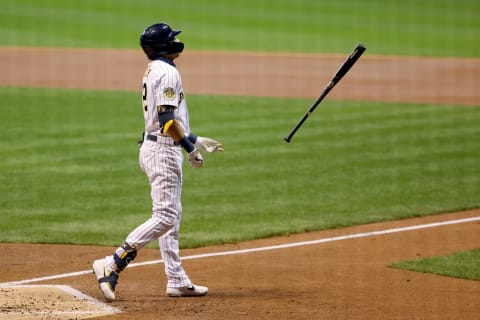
[391,249,480,281]
[1,0,479,57]
[1,2,478,287]
[1,87,479,248]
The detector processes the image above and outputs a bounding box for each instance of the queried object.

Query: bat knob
[284,137,291,143]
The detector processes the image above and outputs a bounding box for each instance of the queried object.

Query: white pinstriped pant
[124,138,191,288]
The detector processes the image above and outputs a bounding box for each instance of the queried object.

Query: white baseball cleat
[93,258,118,301]
[166,284,208,297]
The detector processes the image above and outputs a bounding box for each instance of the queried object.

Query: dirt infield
[1,210,479,319]
[0,285,119,319]
[0,47,479,319]
[1,47,479,105]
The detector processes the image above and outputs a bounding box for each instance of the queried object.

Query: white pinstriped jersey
[93,23,208,297]
[142,57,190,136]
[126,56,192,288]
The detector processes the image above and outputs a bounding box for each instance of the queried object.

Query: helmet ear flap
[166,41,184,54]
[141,44,160,60]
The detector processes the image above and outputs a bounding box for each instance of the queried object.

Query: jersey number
[142,83,148,111]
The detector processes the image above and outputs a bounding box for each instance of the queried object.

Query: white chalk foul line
[58,284,121,314]
[0,216,478,288]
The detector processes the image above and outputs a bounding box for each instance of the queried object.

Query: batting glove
[195,136,224,153]
[188,149,204,169]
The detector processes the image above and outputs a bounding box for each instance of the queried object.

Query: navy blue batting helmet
[140,23,184,59]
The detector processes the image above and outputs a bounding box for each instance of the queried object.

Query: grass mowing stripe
[0,0,478,56]
[0,87,479,247]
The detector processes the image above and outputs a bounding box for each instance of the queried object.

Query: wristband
[187,133,198,144]
[178,136,195,153]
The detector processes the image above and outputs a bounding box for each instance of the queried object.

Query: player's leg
[160,215,208,297]
[159,217,190,288]
[93,214,175,300]
[123,142,181,255]
[159,193,208,297]
[93,143,180,300]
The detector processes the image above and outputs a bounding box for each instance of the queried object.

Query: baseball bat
[284,44,366,143]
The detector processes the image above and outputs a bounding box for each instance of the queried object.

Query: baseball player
[93,22,223,301]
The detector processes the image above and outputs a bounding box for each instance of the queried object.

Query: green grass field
[391,249,480,281]
[1,0,479,56]
[1,87,479,248]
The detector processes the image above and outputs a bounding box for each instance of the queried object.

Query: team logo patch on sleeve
[163,87,176,100]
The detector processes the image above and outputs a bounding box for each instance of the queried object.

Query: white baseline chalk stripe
[0,312,110,315]
[57,284,121,314]
[0,216,478,287]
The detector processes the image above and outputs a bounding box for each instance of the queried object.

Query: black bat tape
[284,44,366,143]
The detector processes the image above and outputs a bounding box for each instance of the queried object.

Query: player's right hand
[188,149,204,169]
[195,136,224,153]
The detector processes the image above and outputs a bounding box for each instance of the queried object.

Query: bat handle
[283,114,308,143]
[283,95,322,143]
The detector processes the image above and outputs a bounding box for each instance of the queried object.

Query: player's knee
[152,208,178,227]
